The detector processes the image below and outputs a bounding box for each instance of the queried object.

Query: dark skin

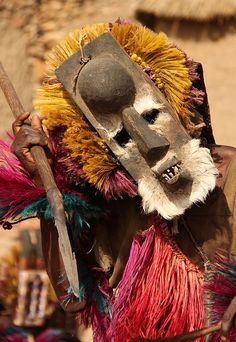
[11,112,236,341]
[12,113,85,313]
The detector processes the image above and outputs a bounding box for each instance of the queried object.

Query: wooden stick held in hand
[0,61,80,297]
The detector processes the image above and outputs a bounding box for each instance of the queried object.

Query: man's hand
[220,297,236,341]
[11,112,50,179]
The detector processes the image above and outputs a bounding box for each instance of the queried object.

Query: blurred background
[0,1,235,339]
[0,0,235,147]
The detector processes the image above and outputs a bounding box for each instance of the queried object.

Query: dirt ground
[0,0,235,255]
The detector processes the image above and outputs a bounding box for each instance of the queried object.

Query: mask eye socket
[114,127,131,147]
[142,108,159,124]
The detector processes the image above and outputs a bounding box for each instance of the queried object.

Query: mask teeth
[161,162,182,184]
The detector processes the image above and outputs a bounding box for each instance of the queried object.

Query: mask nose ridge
[122,107,169,167]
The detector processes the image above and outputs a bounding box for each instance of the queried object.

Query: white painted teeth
[161,162,182,184]
[174,166,179,174]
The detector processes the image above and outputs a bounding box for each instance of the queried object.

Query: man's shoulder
[210,145,236,205]
[210,144,236,159]
[210,144,236,184]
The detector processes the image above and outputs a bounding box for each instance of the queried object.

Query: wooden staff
[136,322,221,341]
[0,61,79,297]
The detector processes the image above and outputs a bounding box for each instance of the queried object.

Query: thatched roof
[136,0,236,21]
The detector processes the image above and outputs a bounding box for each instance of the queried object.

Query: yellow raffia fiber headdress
[34,21,200,194]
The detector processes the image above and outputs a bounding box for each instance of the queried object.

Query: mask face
[56,32,218,220]
[126,98,218,219]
